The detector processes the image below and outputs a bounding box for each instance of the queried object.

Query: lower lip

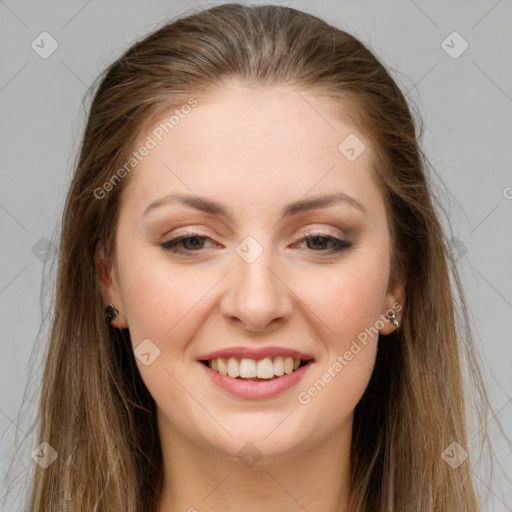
[200,361,313,400]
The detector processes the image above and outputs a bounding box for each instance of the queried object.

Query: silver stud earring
[388,311,400,330]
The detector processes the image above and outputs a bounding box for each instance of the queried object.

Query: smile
[202,356,310,380]
[198,347,315,399]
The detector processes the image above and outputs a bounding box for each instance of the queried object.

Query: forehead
[120,82,383,221]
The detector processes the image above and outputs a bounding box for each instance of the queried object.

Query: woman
[26,3,491,511]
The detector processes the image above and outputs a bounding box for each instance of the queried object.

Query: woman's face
[98,82,403,461]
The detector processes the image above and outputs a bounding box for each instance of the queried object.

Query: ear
[94,242,128,329]
[379,278,405,336]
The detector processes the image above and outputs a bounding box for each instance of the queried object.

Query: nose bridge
[221,234,292,329]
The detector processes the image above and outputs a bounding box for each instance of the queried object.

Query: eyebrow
[143,192,366,219]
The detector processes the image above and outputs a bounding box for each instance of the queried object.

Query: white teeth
[227,357,240,378]
[274,356,284,376]
[207,356,307,379]
[217,358,228,375]
[240,358,257,378]
[256,357,275,379]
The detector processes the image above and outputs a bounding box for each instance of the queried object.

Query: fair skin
[96,81,404,512]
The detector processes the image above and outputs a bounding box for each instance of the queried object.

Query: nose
[220,245,293,332]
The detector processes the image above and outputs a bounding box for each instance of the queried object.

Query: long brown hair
[24,3,492,510]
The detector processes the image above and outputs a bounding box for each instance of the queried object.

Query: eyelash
[160,230,351,255]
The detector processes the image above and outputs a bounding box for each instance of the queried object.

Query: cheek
[291,254,386,408]
[118,251,210,342]
[118,256,209,414]
[295,258,389,342]
[294,265,384,428]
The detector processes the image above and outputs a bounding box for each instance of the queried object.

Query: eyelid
[297,226,346,239]
[167,228,211,238]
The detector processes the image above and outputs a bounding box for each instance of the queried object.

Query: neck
[157,412,353,512]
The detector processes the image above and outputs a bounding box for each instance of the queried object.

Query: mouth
[197,346,315,399]
[200,356,314,381]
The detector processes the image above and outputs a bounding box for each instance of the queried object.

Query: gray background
[1,0,511,510]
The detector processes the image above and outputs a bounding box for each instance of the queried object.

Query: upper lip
[198,346,315,361]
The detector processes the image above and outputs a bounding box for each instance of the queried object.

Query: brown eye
[297,234,351,253]
[181,236,207,250]
[161,234,214,253]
